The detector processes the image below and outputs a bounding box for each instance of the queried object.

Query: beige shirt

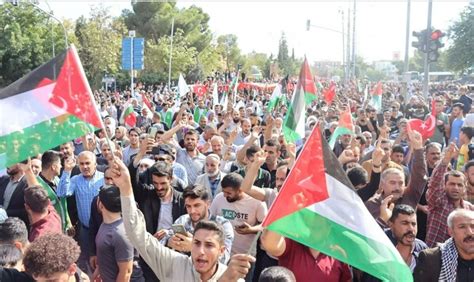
[121,195,227,281]
[210,193,267,256]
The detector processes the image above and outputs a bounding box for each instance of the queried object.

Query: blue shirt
[450,118,464,146]
[57,171,104,227]
[172,163,188,187]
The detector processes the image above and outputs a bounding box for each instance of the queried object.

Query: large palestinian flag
[0,45,102,169]
[262,126,412,281]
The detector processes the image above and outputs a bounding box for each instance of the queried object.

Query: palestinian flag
[328,106,355,149]
[369,81,383,112]
[267,84,282,112]
[300,58,317,105]
[263,127,413,282]
[119,101,137,128]
[282,61,309,143]
[0,45,102,169]
[323,82,336,105]
[37,176,71,232]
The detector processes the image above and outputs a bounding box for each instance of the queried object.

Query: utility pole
[129,30,135,97]
[403,0,411,74]
[339,9,346,82]
[346,8,351,80]
[422,0,433,99]
[351,0,356,79]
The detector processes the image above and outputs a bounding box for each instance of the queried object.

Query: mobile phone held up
[171,224,187,236]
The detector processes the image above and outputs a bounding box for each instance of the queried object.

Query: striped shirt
[57,171,104,228]
[175,148,205,184]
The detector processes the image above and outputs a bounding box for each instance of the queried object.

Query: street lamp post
[306,18,346,81]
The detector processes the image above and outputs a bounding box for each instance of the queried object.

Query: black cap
[99,186,121,213]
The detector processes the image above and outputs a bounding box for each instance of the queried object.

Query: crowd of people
[1,74,474,282]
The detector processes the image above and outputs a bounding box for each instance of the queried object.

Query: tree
[75,5,126,87]
[447,3,474,73]
[0,3,75,85]
[144,29,197,82]
[216,34,241,71]
[277,33,292,75]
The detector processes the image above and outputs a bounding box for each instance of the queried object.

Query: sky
[41,0,471,63]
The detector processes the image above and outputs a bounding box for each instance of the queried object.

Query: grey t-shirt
[157,200,173,231]
[96,218,143,282]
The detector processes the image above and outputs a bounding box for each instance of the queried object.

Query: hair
[464,160,474,172]
[389,204,416,222]
[210,135,224,145]
[391,145,405,155]
[24,186,50,214]
[149,161,173,178]
[128,127,142,136]
[265,138,281,152]
[98,186,121,213]
[444,170,466,184]
[381,168,405,182]
[346,166,369,188]
[355,135,367,146]
[259,266,296,282]
[424,142,442,153]
[194,220,225,246]
[0,217,28,244]
[206,154,221,163]
[0,244,22,268]
[221,173,243,190]
[452,102,464,111]
[461,126,474,140]
[41,150,61,170]
[185,129,199,138]
[246,144,261,159]
[183,185,210,202]
[23,233,80,279]
[447,209,474,229]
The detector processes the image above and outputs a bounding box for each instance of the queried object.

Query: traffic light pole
[422,0,433,99]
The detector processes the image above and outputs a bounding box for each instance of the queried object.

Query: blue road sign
[122,37,145,70]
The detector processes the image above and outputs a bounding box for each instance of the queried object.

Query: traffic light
[412,29,428,53]
[427,29,445,63]
[306,19,311,31]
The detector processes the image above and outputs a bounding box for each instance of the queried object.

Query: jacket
[413,247,442,282]
[195,172,226,198]
[0,175,29,224]
[121,195,228,281]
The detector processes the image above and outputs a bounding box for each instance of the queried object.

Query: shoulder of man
[414,246,441,280]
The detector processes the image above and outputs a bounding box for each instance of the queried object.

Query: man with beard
[0,163,28,224]
[261,139,281,188]
[365,130,427,224]
[425,143,474,247]
[234,119,252,146]
[210,173,267,281]
[163,185,234,264]
[110,157,254,281]
[383,205,428,270]
[415,142,442,242]
[175,129,205,184]
[414,209,474,281]
[195,154,226,198]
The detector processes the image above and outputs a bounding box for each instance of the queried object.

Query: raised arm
[57,157,77,197]
[240,151,268,201]
[427,143,456,208]
[260,229,286,257]
[111,157,181,281]
[402,130,427,208]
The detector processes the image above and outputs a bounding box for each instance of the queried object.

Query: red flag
[370,82,383,96]
[407,115,436,139]
[323,82,336,105]
[193,85,208,97]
